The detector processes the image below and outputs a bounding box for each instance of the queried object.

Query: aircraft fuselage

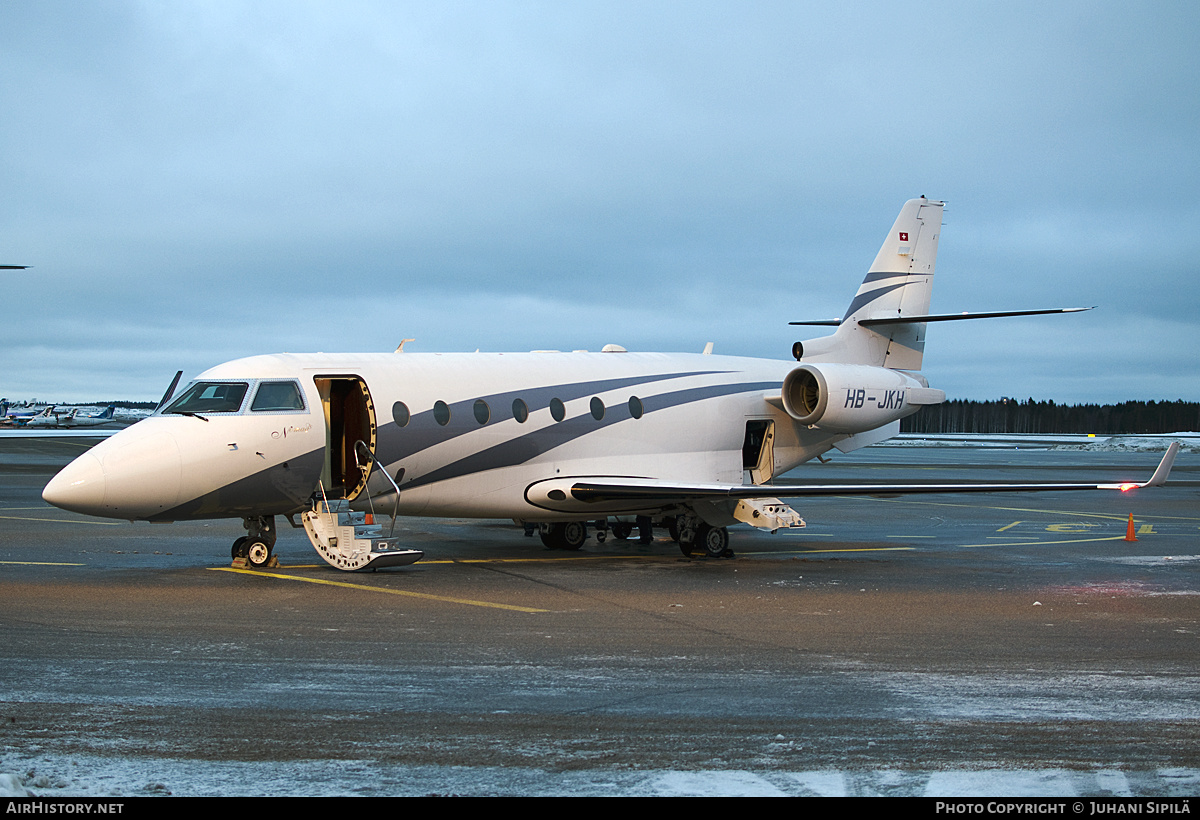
[42,350,839,523]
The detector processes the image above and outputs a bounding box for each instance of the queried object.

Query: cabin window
[251,381,305,412]
[549,398,566,422]
[590,397,605,420]
[628,396,644,419]
[473,399,490,425]
[164,382,248,415]
[512,398,529,423]
[392,401,410,427]
[433,401,451,426]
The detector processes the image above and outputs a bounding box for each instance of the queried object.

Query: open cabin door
[314,376,377,500]
[742,419,775,485]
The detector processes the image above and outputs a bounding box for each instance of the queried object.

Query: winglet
[1145,441,1180,487]
[1107,442,1182,491]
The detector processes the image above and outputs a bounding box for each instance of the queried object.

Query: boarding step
[301,507,423,571]
[733,497,806,532]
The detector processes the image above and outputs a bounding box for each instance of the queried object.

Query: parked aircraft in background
[24,405,118,429]
[63,405,118,429]
[14,405,61,428]
[0,400,45,426]
[42,198,1178,571]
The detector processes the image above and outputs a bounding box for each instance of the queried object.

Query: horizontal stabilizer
[790,307,1094,327]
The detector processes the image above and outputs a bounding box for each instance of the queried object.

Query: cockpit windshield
[163,382,249,415]
[251,381,306,412]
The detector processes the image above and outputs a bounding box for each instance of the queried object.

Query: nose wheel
[245,539,273,568]
[232,516,278,568]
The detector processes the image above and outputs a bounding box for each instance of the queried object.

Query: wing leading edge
[559,443,1180,506]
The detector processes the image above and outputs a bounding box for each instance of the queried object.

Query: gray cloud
[2,1,1196,403]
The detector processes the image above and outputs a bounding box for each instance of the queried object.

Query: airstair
[301,442,423,571]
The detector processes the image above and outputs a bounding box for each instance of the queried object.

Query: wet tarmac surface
[2,437,1198,795]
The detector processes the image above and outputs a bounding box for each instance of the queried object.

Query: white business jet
[42,199,1178,570]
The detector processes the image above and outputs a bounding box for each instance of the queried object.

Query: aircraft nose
[43,428,183,519]
[43,452,107,515]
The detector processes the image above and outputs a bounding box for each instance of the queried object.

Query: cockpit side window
[251,381,306,412]
[164,382,249,414]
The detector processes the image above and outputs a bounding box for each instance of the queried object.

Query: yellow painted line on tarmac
[0,514,121,525]
[0,560,86,566]
[745,546,916,556]
[209,567,548,613]
[960,535,1130,548]
[847,496,1145,522]
[440,555,638,564]
[284,554,693,567]
[887,535,937,538]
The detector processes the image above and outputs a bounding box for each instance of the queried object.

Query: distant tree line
[76,401,157,409]
[902,398,1200,434]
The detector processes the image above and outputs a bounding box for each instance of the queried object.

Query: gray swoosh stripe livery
[389,380,781,492]
[841,279,907,321]
[376,370,730,463]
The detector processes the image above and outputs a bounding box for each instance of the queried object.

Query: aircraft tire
[696,524,729,559]
[667,517,681,542]
[611,523,632,540]
[245,539,272,568]
[560,521,587,550]
[231,536,248,560]
[539,522,587,550]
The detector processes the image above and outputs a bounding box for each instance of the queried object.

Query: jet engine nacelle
[781,363,941,433]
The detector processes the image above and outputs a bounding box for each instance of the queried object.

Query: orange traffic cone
[1124,514,1137,542]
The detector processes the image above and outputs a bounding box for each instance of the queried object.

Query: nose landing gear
[231,515,278,569]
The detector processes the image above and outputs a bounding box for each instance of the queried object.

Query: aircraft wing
[543,443,1179,509]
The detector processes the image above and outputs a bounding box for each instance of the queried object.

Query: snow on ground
[2,757,1199,797]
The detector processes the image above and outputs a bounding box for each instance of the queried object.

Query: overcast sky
[2,1,1197,404]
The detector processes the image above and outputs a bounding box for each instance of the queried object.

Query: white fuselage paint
[42,350,842,523]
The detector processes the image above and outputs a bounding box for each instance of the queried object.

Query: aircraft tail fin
[793,197,944,369]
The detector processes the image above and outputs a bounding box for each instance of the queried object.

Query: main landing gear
[539,521,588,550]
[231,515,278,569]
[679,523,732,559]
[534,516,734,559]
